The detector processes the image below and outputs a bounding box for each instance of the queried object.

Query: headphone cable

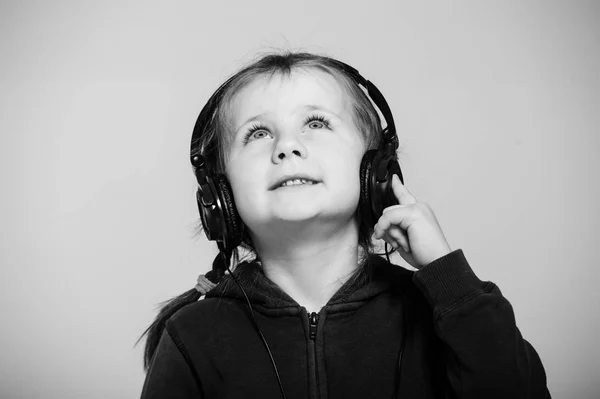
[226,265,288,399]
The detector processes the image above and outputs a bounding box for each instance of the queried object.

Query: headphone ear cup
[359,149,404,230]
[359,149,378,229]
[211,174,244,250]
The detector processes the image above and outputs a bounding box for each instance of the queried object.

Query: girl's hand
[372,174,452,269]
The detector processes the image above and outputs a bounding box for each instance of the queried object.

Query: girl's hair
[137,51,394,371]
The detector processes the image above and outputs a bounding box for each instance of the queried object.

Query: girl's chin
[271,208,322,220]
[268,207,355,224]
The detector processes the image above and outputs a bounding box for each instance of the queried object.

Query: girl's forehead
[228,69,350,126]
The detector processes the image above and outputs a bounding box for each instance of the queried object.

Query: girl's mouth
[278,178,318,188]
[270,177,321,190]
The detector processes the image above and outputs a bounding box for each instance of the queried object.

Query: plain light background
[1,1,598,398]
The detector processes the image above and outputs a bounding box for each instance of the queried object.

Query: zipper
[308,311,321,399]
[309,312,319,340]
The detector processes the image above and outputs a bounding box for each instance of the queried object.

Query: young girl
[139,52,550,398]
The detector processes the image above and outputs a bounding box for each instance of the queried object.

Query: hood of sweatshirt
[205,254,414,312]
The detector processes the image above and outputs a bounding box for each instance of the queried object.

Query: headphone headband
[332,61,397,140]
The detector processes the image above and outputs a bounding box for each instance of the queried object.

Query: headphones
[190,58,404,281]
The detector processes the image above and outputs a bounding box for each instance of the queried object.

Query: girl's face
[225,68,367,238]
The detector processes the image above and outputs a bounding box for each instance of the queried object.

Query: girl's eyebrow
[301,104,341,118]
[234,111,269,134]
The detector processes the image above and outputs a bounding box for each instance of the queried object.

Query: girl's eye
[242,114,331,144]
[251,131,268,139]
[305,114,331,130]
[242,124,270,144]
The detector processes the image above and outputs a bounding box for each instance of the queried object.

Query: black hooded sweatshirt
[141,249,551,398]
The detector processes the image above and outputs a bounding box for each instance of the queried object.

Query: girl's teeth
[281,179,315,187]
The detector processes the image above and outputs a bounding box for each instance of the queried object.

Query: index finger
[392,174,417,205]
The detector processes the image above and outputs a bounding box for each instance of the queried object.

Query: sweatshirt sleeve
[140,323,203,399]
[412,249,551,399]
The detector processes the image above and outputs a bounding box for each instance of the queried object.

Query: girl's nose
[272,133,308,164]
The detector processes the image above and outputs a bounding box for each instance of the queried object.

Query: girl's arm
[413,249,551,398]
[375,175,550,397]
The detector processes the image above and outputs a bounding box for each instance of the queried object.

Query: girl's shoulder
[170,294,242,320]
[351,254,429,309]
[162,295,255,351]
[368,255,417,291]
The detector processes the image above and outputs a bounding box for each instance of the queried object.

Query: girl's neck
[253,220,361,313]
